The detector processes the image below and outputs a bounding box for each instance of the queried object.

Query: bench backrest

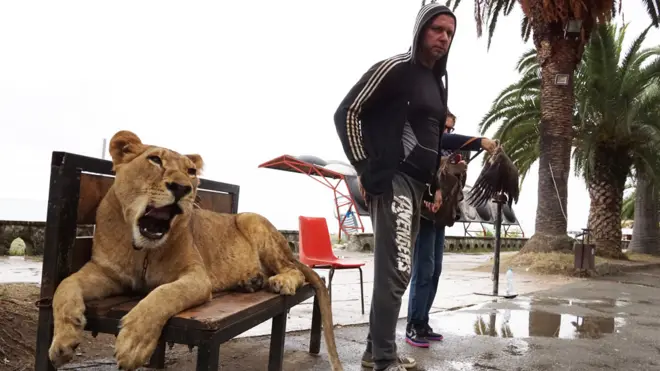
[38,151,240,299]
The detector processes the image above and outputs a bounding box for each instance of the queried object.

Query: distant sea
[0,198,47,222]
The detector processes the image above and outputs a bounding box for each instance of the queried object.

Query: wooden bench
[34,151,323,371]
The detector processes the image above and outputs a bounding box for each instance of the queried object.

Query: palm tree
[447,0,660,254]
[624,175,660,255]
[479,22,660,258]
[571,25,660,258]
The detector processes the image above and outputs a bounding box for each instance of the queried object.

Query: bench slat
[195,190,234,214]
[69,236,93,274]
[76,172,236,225]
[169,290,283,330]
[78,173,114,225]
[86,296,143,317]
[84,285,311,331]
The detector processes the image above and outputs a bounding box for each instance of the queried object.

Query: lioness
[48,130,343,371]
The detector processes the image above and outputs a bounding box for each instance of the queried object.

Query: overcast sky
[1,0,658,237]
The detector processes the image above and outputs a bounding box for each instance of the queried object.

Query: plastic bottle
[506,268,515,295]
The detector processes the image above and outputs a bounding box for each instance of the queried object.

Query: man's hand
[481,138,498,154]
[424,189,443,213]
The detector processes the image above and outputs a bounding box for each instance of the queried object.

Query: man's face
[422,14,455,60]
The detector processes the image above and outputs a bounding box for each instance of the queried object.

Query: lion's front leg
[114,267,211,370]
[49,261,122,368]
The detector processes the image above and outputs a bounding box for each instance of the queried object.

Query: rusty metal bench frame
[34,151,323,371]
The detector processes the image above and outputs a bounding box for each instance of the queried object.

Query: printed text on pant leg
[392,194,413,274]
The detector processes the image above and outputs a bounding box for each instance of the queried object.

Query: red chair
[298,216,366,314]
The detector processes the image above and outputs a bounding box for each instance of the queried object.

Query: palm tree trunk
[586,147,629,259]
[628,177,660,255]
[520,16,579,254]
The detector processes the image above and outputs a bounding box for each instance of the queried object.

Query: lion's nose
[166,182,192,201]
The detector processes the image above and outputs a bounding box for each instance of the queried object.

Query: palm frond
[621,189,636,220]
[478,21,660,200]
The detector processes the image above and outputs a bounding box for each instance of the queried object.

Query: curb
[614,262,660,272]
[594,261,660,276]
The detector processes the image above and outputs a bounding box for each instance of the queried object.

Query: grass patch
[471,250,660,277]
[471,252,595,276]
[624,251,660,263]
[450,247,513,255]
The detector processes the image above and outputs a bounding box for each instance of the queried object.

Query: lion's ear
[108,130,146,170]
[186,154,204,175]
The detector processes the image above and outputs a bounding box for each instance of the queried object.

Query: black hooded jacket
[334,4,457,196]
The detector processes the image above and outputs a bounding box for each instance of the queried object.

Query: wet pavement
[0,251,574,338]
[0,255,41,284]
[58,267,660,370]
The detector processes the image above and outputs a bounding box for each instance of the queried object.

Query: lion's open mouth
[137,204,183,240]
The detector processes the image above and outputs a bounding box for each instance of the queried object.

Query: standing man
[405,111,498,348]
[333,4,457,371]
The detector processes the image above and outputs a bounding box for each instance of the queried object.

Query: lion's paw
[49,305,86,368]
[114,310,161,370]
[48,326,82,368]
[268,274,298,295]
[235,272,266,293]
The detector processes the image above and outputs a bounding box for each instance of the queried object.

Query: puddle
[413,360,507,371]
[528,296,631,310]
[445,360,503,370]
[431,307,625,340]
[0,256,42,284]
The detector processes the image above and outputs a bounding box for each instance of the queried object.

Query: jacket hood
[409,3,457,78]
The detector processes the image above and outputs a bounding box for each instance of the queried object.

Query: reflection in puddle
[446,360,495,370]
[0,256,42,284]
[529,296,631,310]
[432,307,625,340]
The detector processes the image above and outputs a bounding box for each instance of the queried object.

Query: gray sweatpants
[364,171,426,369]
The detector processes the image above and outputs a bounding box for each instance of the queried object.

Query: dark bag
[421,155,468,227]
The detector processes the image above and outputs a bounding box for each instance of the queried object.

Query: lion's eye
[187,168,197,176]
[147,155,162,166]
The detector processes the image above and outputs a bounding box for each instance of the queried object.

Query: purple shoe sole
[405,337,430,348]
[426,335,444,341]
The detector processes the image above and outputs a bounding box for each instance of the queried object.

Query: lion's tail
[293,260,344,371]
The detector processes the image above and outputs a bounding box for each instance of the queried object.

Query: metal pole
[101,138,107,160]
[492,193,507,296]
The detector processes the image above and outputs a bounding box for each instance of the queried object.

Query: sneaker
[377,364,408,371]
[423,324,444,341]
[405,324,429,348]
[361,351,417,369]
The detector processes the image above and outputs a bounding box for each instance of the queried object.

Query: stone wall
[276,230,528,254]
[0,221,526,256]
[0,220,94,255]
[340,233,528,253]
[0,220,631,256]
[0,220,298,256]
[0,221,46,255]
[279,230,300,253]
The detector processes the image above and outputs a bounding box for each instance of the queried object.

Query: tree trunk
[628,176,660,255]
[586,146,629,259]
[520,16,579,254]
